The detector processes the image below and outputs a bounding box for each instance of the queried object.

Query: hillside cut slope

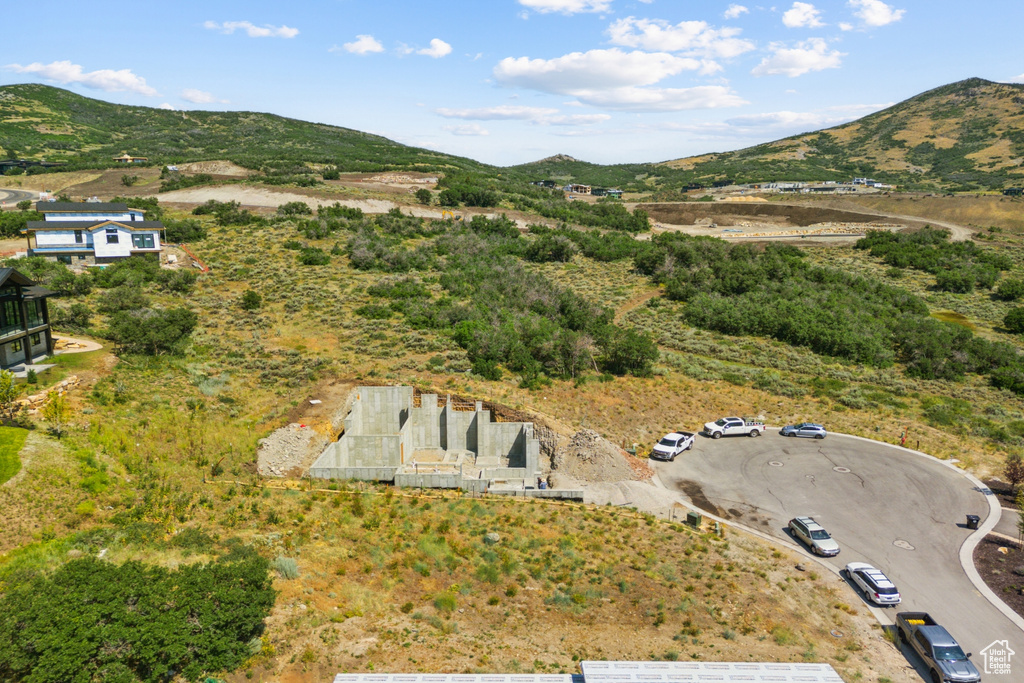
[662,78,1024,190]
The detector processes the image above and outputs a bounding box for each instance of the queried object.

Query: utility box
[686,511,702,528]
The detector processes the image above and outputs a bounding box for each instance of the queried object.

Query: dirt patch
[983,478,1018,508]
[157,185,399,214]
[177,160,250,177]
[973,534,1024,619]
[551,428,651,486]
[259,382,358,477]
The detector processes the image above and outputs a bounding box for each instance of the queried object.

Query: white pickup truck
[650,431,696,461]
[703,417,764,439]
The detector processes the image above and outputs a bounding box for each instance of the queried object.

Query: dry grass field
[3,180,1023,682]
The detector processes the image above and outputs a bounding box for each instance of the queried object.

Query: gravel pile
[552,429,644,485]
[257,424,329,477]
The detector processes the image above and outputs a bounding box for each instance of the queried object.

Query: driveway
[653,431,1024,662]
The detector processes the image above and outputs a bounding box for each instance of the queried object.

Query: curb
[651,428,1024,634]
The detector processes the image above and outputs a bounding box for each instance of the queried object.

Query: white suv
[789,516,840,557]
[844,562,901,606]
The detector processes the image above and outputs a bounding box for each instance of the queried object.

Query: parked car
[895,612,980,683]
[780,422,827,439]
[843,562,901,606]
[702,416,764,438]
[650,431,696,461]
[788,516,840,556]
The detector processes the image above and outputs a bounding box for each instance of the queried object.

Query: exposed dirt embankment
[643,201,927,228]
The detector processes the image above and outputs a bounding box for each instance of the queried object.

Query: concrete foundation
[310,386,578,498]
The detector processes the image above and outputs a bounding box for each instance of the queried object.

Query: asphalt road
[0,188,37,206]
[653,431,1024,667]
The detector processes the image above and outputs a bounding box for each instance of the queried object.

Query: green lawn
[0,426,29,486]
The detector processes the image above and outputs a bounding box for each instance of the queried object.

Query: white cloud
[724,102,888,130]
[848,0,905,27]
[517,0,611,14]
[435,105,610,125]
[203,20,299,38]
[724,4,749,19]
[751,38,843,77]
[6,60,158,96]
[783,2,825,28]
[495,49,702,93]
[607,17,755,60]
[418,39,452,58]
[839,22,854,31]
[159,103,176,110]
[494,48,747,111]
[1006,74,1024,84]
[337,35,384,55]
[181,88,228,104]
[571,85,747,111]
[444,124,490,136]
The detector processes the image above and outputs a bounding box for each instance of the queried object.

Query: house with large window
[24,202,162,265]
[0,268,54,368]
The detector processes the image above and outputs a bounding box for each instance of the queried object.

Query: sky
[3,0,1023,167]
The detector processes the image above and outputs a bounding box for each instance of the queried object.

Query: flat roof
[331,663,844,683]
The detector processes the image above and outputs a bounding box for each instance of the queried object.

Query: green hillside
[0,83,489,174]
[662,77,1024,191]
[3,78,1024,191]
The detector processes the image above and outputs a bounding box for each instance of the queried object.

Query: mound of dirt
[552,429,650,485]
[177,160,250,177]
[257,424,330,478]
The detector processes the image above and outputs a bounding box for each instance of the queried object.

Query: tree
[276,201,313,216]
[995,278,1024,301]
[415,188,432,205]
[42,391,70,438]
[0,370,20,420]
[120,174,138,187]
[1006,453,1024,491]
[16,200,31,211]
[1005,307,1024,334]
[107,307,198,355]
[240,290,262,311]
[1017,487,1024,549]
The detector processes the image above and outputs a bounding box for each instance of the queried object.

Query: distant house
[112,153,148,164]
[0,268,54,368]
[568,184,591,195]
[24,202,163,265]
[1003,188,1023,196]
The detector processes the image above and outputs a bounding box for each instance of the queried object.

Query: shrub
[277,201,313,216]
[997,278,1024,301]
[415,188,432,205]
[433,592,457,612]
[107,306,198,355]
[297,247,331,266]
[163,218,207,243]
[240,290,262,311]
[322,167,340,180]
[156,269,198,295]
[50,302,92,332]
[0,555,275,682]
[16,200,31,211]
[272,556,300,579]
[1006,308,1024,334]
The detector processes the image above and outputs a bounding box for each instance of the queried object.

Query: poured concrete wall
[443,405,477,452]
[408,393,442,450]
[357,386,411,435]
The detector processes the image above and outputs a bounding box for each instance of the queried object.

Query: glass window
[1,300,21,335]
[132,233,155,249]
[11,339,21,353]
[106,228,119,244]
[74,230,83,244]
[30,333,40,345]
[57,255,72,264]
[26,300,44,328]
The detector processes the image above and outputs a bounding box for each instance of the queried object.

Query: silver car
[844,562,901,606]
[780,422,827,439]
[789,516,840,556]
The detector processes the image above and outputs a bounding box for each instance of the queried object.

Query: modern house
[0,268,54,368]
[25,202,163,265]
[112,153,148,164]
